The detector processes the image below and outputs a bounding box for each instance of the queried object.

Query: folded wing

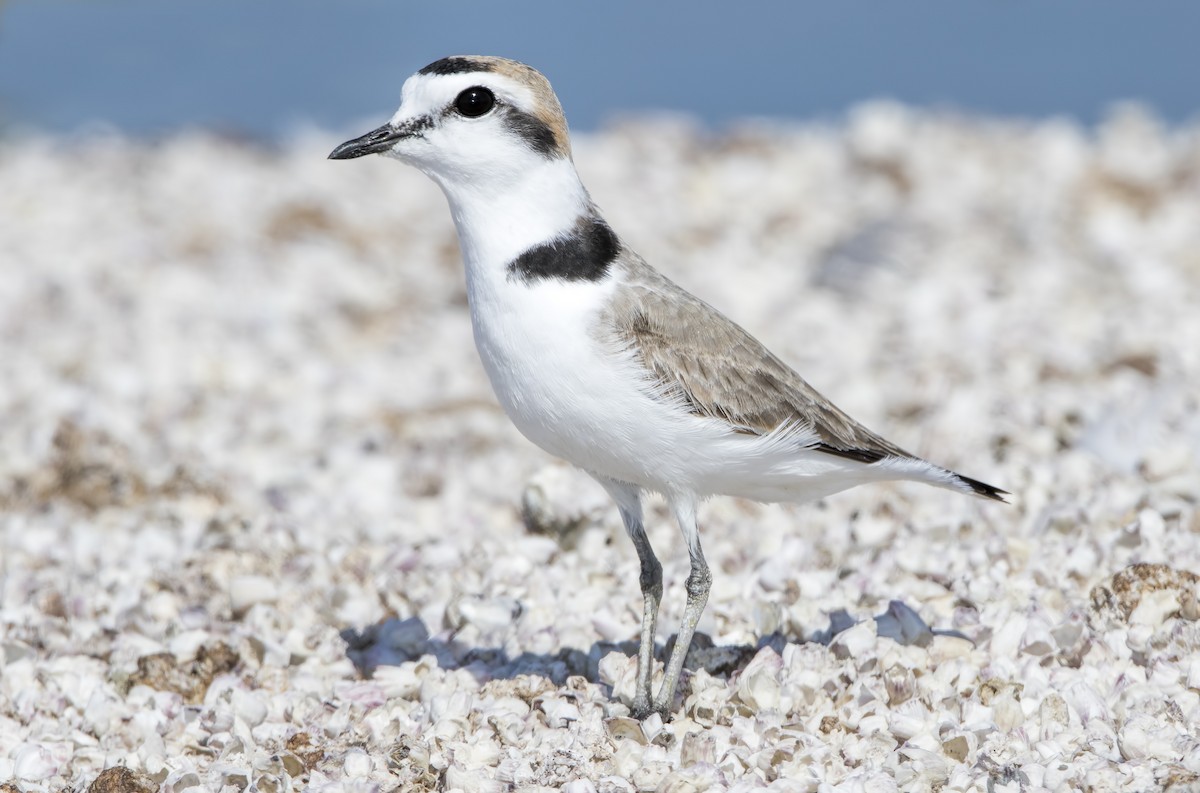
[606,256,1008,502]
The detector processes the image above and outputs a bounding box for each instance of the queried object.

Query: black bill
[328,123,405,160]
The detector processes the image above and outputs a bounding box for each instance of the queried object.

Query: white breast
[465,266,689,488]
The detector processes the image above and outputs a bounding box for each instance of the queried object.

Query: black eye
[454,87,495,118]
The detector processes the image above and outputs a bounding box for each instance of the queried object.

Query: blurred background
[1,0,1198,138]
[3,4,1200,788]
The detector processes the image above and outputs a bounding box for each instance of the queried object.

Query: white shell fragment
[2,105,1200,789]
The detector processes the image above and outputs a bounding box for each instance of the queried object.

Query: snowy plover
[330,56,1006,720]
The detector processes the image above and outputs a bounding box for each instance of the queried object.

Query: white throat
[428,156,592,271]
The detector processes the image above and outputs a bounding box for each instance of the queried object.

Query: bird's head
[329,56,572,191]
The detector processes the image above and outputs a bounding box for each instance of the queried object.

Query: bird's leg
[652,498,710,719]
[596,478,661,718]
[620,504,663,719]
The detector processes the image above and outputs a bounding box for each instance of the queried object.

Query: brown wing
[606,257,914,464]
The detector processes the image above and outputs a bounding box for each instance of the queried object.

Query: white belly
[466,271,694,490]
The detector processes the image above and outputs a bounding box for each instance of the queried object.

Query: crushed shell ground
[2,104,1200,791]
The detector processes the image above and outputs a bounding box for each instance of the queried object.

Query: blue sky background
[1,1,1197,138]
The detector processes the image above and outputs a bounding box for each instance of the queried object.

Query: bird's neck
[433,157,594,272]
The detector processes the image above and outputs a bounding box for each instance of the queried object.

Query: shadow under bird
[329,55,1007,720]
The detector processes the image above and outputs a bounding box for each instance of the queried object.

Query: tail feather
[953,472,1009,502]
[809,441,1009,503]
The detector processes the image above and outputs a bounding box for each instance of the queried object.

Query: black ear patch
[508,217,621,283]
[501,107,558,156]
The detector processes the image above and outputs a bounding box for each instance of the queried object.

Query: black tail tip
[956,474,1010,503]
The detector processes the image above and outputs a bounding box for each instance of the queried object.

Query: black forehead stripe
[508,217,621,284]
[418,57,495,76]
[501,107,558,156]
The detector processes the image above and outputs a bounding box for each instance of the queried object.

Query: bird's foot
[630,695,654,721]
[630,697,673,722]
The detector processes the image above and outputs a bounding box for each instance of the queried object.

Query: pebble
[229,575,279,617]
[12,744,57,782]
